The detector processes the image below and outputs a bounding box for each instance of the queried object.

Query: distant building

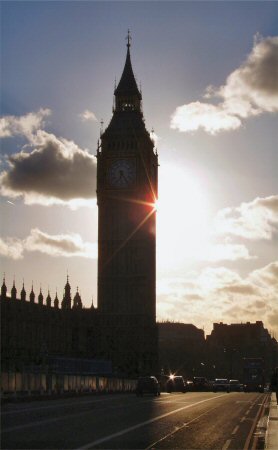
[158,322,206,378]
[206,321,278,381]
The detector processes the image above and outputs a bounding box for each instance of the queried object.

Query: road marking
[222,439,231,450]
[241,416,246,422]
[145,405,220,449]
[236,401,252,403]
[232,425,239,435]
[76,395,225,450]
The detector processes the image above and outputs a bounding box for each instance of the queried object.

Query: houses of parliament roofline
[0,275,95,310]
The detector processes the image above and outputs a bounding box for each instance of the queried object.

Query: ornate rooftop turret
[73,287,82,309]
[38,288,43,306]
[29,284,35,303]
[46,290,51,307]
[62,274,71,309]
[54,291,59,309]
[21,282,26,301]
[11,279,17,301]
[1,275,7,300]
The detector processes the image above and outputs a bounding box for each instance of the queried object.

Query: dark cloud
[241,36,278,96]
[253,300,267,309]
[218,283,258,296]
[0,131,97,205]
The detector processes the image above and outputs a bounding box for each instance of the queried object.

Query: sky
[1,1,278,337]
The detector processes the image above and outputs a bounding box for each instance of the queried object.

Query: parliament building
[1,35,159,381]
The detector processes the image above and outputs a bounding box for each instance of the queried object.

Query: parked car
[166,376,187,393]
[229,379,241,392]
[193,376,209,391]
[212,378,230,392]
[136,376,160,397]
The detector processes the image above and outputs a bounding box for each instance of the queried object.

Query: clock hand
[118,170,128,184]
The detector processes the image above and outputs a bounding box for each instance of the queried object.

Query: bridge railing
[1,371,137,398]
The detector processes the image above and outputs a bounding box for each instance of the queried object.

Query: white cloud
[0,229,97,259]
[171,35,278,134]
[0,237,24,260]
[200,243,254,262]
[0,109,51,139]
[0,130,97,207]
[171,102,241,134]
[214,195,278,240]
[25,228,97,258]
[157,261,278,335]
[79,109,98,122]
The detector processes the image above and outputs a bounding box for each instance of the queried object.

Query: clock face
[108,159,136,188]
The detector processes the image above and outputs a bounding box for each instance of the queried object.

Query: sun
[156,164,210,270]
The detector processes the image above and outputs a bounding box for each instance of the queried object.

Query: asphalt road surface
[1,391,269,449]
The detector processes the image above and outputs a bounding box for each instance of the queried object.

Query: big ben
[97,33,158,375]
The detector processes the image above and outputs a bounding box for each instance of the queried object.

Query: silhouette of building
[158,322,206,378]
[96,31,158,375]
[206,321,278,381]
[1,34,158,379]
[2,36,277,387]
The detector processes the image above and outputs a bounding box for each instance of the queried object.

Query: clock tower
[96,33,158,375]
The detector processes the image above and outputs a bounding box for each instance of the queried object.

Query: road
[1,391,269,449]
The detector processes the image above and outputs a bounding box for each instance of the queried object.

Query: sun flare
[157,164,210,270]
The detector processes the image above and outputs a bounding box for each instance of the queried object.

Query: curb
[265,393,278,450]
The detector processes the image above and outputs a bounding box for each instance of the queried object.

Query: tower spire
[113,32,141,111]
[126,29,131,49]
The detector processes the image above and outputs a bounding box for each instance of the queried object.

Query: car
[192,376,209,391]
[229,379,241,392]
[212,378,230,392]
[186,380,194,391]
[166,375,187,393]
[136,376,160,396]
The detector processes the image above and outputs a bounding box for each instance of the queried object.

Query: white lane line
[241,416,246,422]
[222,439,232,450]
[0,396,224,434]
[145,405,220,449]
[76,395,225,450]
[232,425,239,435]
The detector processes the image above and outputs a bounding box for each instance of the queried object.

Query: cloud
[0,130,97,206]
[79,109,98,122]
[250,261,278,287]
[171,102,241,134]
[217,282,258,296]
[0,237,24,260]
[201,243,254,262]
[25,228,97,258]
[0,109,51,139]
[157,260,278,335]
[0,228,97,259]
[214,195,278,240]
[171,35,278,134]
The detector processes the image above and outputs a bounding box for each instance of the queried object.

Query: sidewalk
[265,393,278,449]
